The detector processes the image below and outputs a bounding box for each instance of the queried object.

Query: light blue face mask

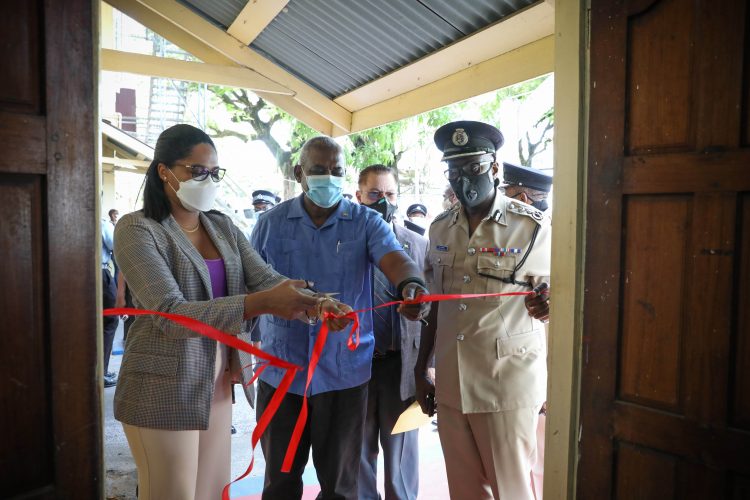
[305,174,344,208]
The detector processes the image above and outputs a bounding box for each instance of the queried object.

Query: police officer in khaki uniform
[413,121,551,500]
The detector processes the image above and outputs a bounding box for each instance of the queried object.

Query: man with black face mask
[355,164,428,500]
[413,121,551,500]
[502,162,552,213]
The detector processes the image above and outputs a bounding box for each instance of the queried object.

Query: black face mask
[449,171,496,208]
[531,198,549,212]
[366,197,397,222]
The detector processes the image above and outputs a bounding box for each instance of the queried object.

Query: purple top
[204,259,228,299]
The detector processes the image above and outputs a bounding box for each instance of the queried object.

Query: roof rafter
[350,36,554,133]
[100,49,293,94]
[104,0,339,134]
[130,0,351,130]
[227,0,289,45]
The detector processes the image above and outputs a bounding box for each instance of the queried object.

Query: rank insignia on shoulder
[436,245,449,252]
[507,202,545,224]
[431,209,453,224]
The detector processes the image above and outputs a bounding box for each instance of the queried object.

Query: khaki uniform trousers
[123,343,232,500]
[438,403,540,500]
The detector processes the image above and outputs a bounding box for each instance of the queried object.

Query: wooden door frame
[543,0,588,498]
[48,0,103,496]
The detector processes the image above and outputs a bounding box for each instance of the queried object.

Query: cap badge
[451,128,469,146]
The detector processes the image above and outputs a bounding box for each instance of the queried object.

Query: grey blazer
[113,210,284,430]
[393,223,429,400]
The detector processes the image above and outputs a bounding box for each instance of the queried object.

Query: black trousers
[256,379,368,500]
[102,268,118,374]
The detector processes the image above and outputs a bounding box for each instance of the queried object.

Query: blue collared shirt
[102,219,114,268]
[251,195,404,395]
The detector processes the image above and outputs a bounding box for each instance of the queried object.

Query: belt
[373,349,400,360]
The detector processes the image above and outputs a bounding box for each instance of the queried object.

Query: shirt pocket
[428,251,455,293]
[336,237,367,293]
[476,253,517,302]
[268,238,306,280]
[496,332,545,359]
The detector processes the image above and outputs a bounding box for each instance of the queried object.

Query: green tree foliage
[205,87,317,199]
[478,75,554,167]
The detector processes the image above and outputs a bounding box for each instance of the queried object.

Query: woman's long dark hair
[143,124,216,221]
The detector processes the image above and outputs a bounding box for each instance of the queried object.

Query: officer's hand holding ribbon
[524,282,550,322]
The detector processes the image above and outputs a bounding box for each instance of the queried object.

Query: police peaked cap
[434,120,504,161]
[252,190,277,205]
[502,162,553,192]
[406,203,428,216]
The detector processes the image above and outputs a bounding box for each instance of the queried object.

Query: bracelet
[396,277,427,299]
[316,296,336,318]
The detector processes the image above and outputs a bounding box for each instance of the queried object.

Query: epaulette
[431,207,455,225]
[506,201,546,225]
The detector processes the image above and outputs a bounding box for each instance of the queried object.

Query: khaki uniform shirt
[425,191,551,413]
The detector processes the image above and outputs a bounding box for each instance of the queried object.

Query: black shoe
[104,374,117,388]
[231,425,237,435]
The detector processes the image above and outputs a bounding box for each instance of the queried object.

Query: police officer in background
[252,189,279,212]
[404,203,428,236]
[503,161,552,499]
[414,121,551,500]
[502,162,552,212]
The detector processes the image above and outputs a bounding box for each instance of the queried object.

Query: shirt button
[519,346,527,354]
[437,257,442,263]
[463,275,471,283]
[468,247,476,256]
[458,303,467,311]
[456,335,465,341]
[494,262,500,268]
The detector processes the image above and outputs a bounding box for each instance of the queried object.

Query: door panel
[581,0,750,497]
[0,0,99,498]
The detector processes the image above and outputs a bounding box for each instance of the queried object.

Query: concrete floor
[104,321,450,499]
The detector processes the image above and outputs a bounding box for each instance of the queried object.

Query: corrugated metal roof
[177,0,248,29]
[178,0,538,98]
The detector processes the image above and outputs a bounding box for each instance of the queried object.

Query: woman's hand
[246,279,320,320]
[318,298,353,331]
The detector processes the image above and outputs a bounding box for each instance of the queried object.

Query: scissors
[303,281,339,298]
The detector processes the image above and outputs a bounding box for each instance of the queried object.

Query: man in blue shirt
[251,136,429,500]
[102,217,118,387]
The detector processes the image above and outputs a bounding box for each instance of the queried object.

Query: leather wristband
[396,277,427,299]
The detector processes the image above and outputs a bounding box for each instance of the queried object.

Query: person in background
[406,203,428,221]
[502,162,552,212]
[502,161,552,499]
[415,121,551,500]
[356,165,428,500]
[102,216,118,388]
[249,137,430,500]
[109,209,119,225]
[252,189,279,213]
[404,203,429,236]
[442,185,458,211]
[113,124,350,500]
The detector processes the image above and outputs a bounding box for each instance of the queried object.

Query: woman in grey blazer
[113,125,350,500]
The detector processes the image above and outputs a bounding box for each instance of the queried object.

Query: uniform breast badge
[479,247,522,257]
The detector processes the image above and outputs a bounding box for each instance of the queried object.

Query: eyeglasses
[175,164,226,182]
[443,161,493,181]
[364,190,397,202]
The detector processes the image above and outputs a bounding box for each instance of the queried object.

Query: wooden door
[580,0,750,498]
[0,0,100,498]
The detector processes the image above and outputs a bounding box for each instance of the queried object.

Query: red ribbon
[103,290,537,497]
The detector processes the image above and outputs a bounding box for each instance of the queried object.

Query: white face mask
[168,169,219,212]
